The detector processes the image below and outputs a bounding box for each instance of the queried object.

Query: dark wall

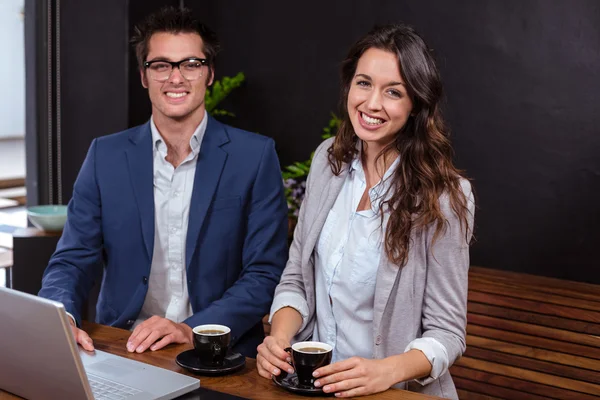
[180,0,600,283]
[56,0,175,200]
[59,1,129,201]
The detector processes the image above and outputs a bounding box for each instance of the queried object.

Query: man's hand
[68,317,94,351]
[312,357,396,397]
[126,316,193,353]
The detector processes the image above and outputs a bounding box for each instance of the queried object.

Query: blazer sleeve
[38,139,104,326]
[421,178,475,364]
[183,139,289,344]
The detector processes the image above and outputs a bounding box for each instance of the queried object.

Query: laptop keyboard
[88,374,142,399]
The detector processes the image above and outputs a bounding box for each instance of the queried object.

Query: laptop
[0,287,200,400]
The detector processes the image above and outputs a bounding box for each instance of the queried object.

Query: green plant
[282,113,340,218]
[321,112,342,140]
[205,72,245,117]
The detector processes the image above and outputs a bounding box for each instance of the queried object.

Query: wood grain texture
[0,178,25,190]
[467,302,600,335]
[466,334,600,371]
[454,377,548,400]
[463,346,600,384]
[467,324,600,360]
[455,357,600,396]
[469,276,600,311]
[0,394,23,400]
[468,290,600,323]
[469,266,600,300]
[451,365,600,400]
[455,389,503,400]
[467,313,600,348]
[457,266,600,400]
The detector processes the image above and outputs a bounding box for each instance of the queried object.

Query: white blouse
[271,152,449,384]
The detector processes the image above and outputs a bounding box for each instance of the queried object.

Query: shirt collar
[349,142,400,182]
[350,142,401,209]
[150,110,208,157]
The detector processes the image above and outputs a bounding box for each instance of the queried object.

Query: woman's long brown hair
[328,24,472,267]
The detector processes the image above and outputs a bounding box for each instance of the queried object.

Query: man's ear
[207,67,215,87]
[140,68,148,88]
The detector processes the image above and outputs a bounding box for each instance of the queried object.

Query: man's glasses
[144,58,208,82]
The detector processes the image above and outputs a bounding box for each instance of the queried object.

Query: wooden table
[0,322,443,400]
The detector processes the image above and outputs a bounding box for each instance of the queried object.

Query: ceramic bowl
[26,205,68,231]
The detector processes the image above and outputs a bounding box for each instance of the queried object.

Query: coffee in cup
[192,324,231,366]
[196,329,225,334]
[285,341,333,387]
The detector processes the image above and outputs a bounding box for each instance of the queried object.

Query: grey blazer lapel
[301,169,347,269]
[298,167,346,323]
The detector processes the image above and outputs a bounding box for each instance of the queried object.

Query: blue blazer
[39,115,289,357]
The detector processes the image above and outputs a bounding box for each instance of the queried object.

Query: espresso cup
[192,324,231,366]
[285,341,333,388]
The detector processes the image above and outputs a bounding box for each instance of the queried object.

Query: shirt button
[170,227,177,234]
[127,320,134,326]
[173,191,181,197]
[375,335,382,345]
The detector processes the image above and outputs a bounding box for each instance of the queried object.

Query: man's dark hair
[131,6,220,81]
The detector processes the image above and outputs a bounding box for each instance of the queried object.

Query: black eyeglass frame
[143,57,208,70]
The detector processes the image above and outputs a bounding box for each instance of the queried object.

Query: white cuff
[404,337,449,385]
[268,292,310,333]
[65,311,77,326]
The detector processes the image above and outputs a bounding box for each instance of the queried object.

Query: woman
[257,24,475,399]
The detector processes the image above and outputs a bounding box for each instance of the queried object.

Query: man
[38,6,288,358]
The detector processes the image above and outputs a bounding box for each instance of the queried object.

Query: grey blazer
[274,138,475,399]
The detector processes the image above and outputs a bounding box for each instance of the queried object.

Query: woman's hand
[256,335,295,379]
[313,357,396,397]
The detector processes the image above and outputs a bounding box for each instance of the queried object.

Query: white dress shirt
[133,113,208,328]
[270,150,449,384]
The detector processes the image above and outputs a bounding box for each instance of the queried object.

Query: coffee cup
[192,324,231,366]
[285,341,333,387]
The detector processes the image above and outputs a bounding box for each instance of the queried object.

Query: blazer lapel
[185,115,229,269]
[126,122,155,261]
[301,167,347,269]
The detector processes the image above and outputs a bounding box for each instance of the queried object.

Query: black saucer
[272,371,329,396]
[176,349,246,375]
